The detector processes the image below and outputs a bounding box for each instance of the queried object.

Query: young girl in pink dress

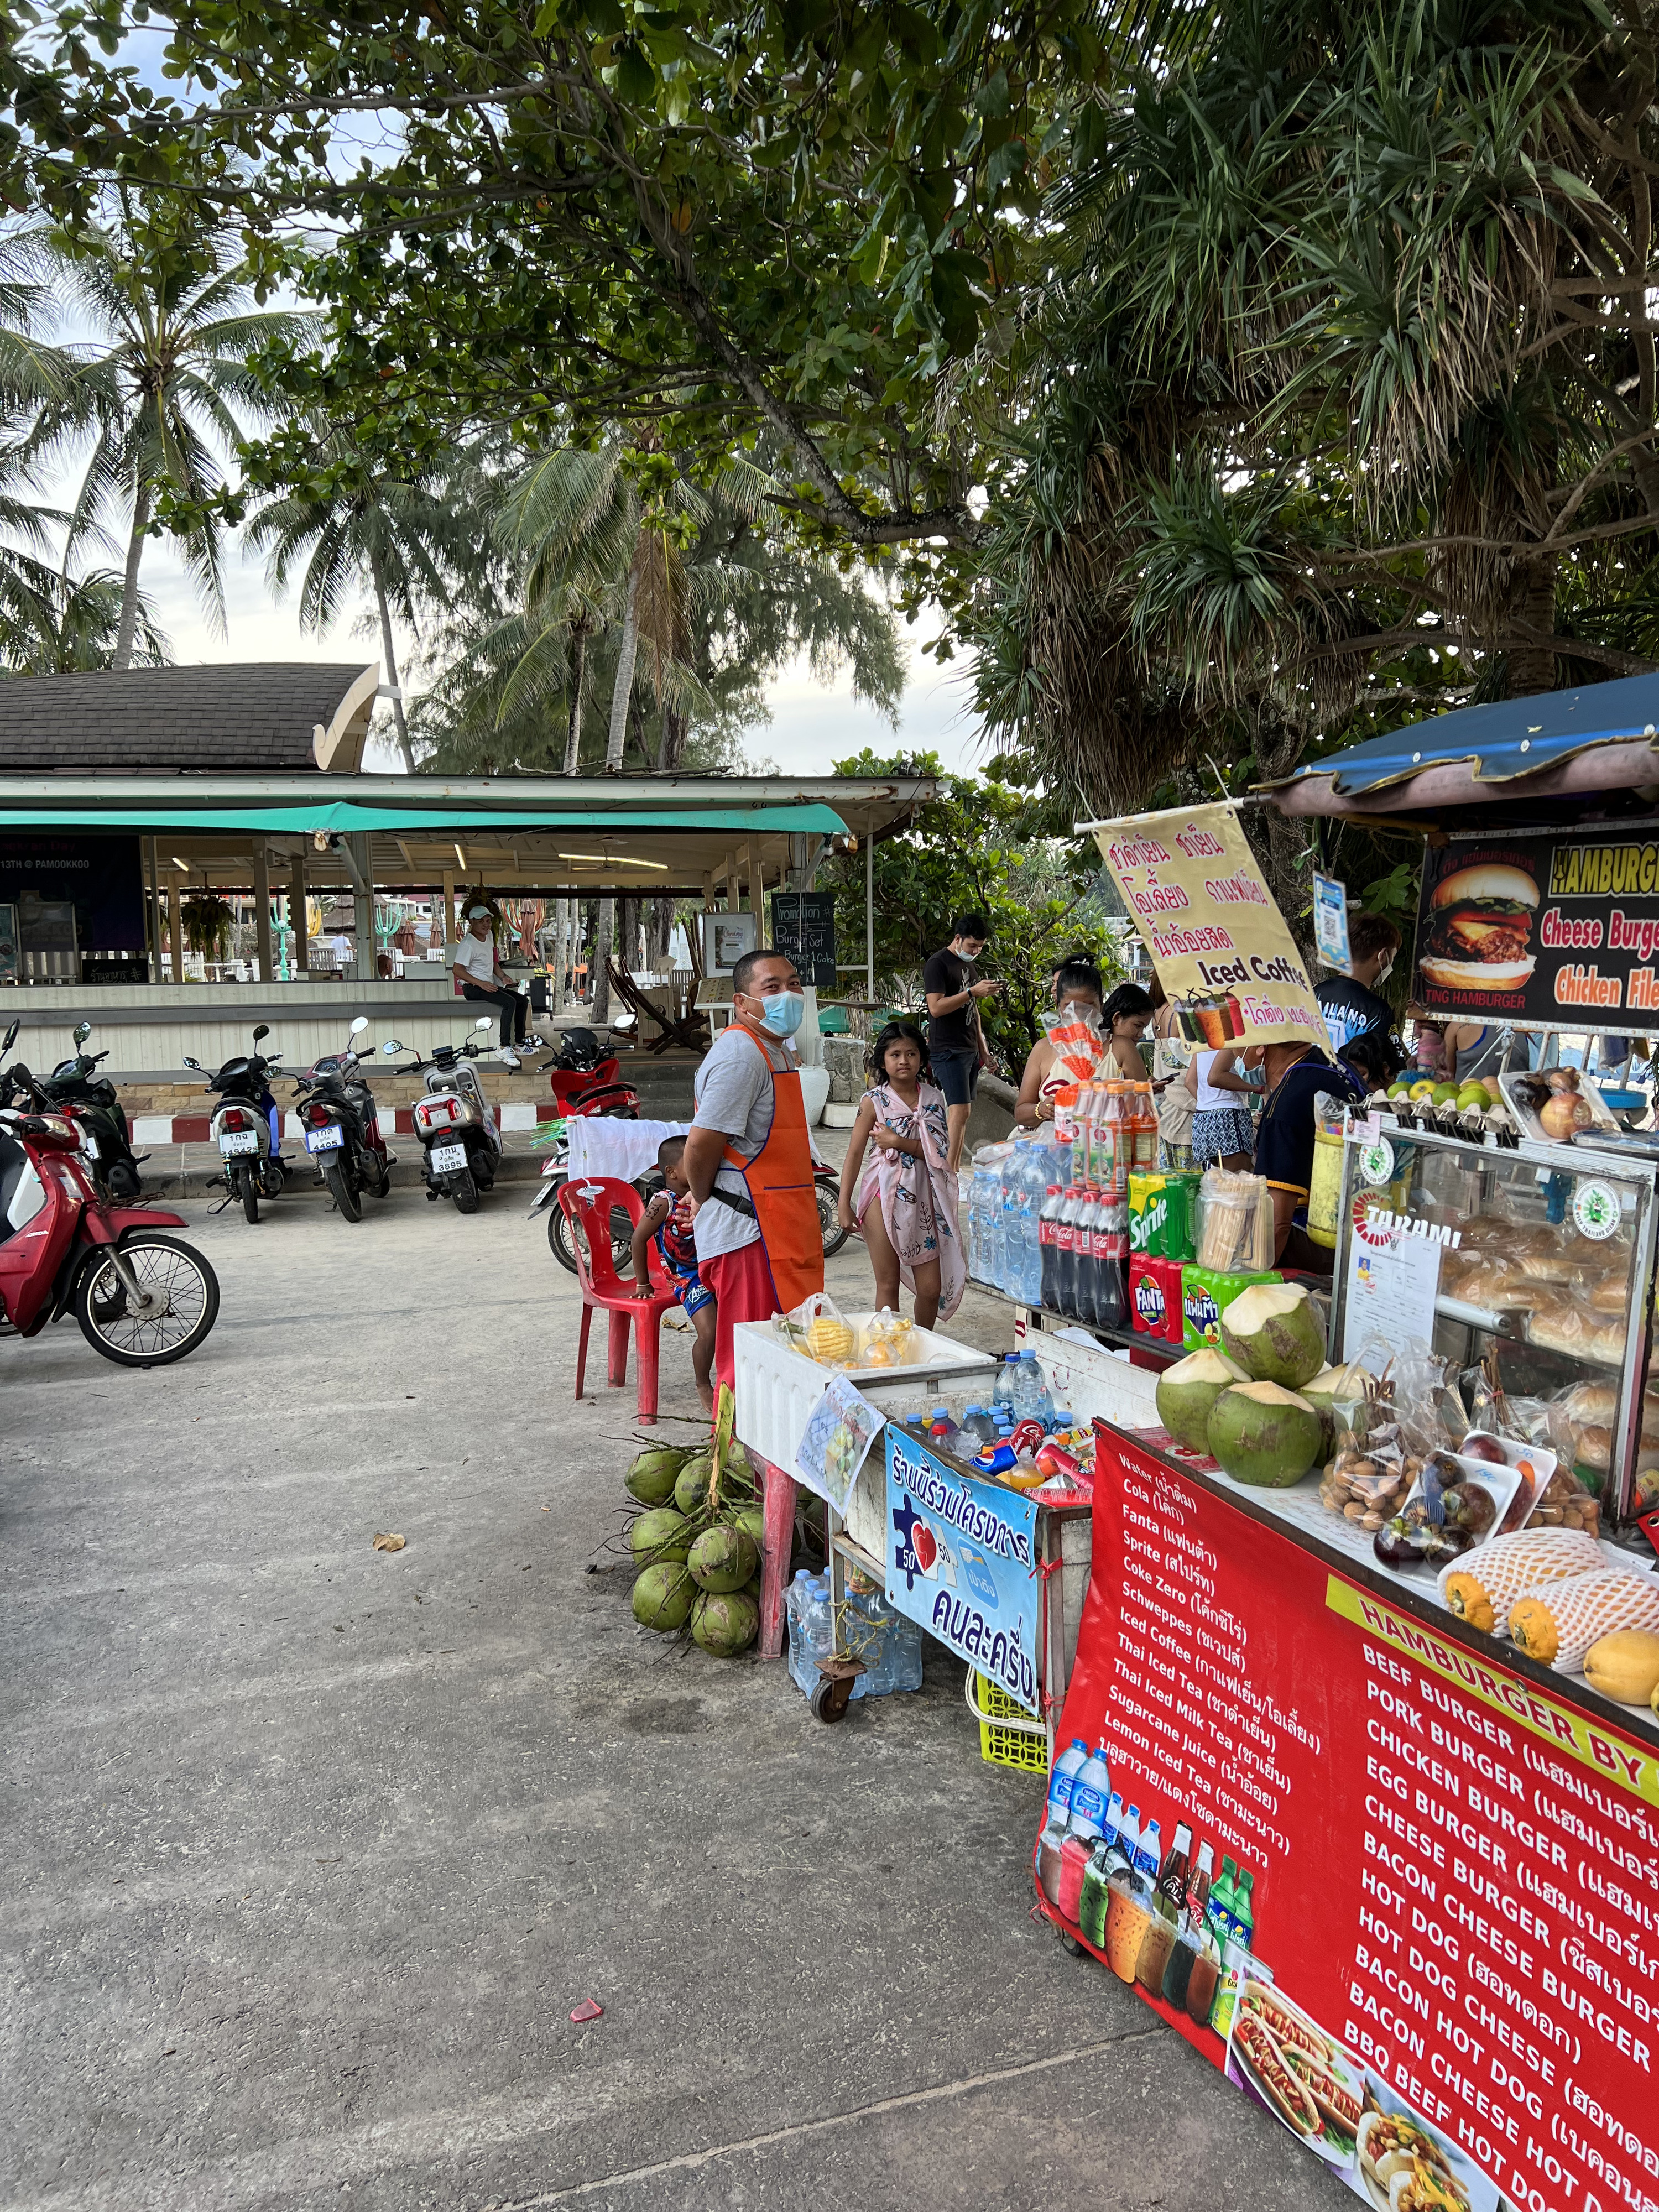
[836,1019,965,1330]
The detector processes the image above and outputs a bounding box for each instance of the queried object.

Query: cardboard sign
[1042,1427,1659,2212]
[1092,804,1326,1046]
[1417,822,1659,1033]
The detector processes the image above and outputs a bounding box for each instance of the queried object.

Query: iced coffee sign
[1092,802,1326,1046]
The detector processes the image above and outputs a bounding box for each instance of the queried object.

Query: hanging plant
[181,893,234,958]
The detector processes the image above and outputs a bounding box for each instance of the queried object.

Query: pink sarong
[854,1079,966,1322]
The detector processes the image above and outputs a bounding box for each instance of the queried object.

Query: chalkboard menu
[771,891,838,989]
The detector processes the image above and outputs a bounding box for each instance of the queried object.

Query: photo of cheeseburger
[1418,862,1539,990]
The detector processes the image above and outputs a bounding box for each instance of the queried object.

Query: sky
[129,507,993,781]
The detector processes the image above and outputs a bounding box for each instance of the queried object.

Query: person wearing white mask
[1316,911,1401,1058]
[451,902,526,1065]
[682,948,823,1391]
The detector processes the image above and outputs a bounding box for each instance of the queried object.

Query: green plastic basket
[968,1671,1047,1773]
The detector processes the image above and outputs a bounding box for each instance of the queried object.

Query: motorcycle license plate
[220,1130,259,1155]
[305,1125,345,1152]
[430,1142,468,1174]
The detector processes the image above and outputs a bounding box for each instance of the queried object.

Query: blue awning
[0,801,850,835]
[1267,672,1659,799]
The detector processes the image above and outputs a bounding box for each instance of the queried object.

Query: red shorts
[699,1240,779,1390]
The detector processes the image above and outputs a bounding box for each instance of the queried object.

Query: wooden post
[351,833,374,980]
[289,854,309,974]
[146,838,165,983]
[747,833,765,943]
[168,875,184,983]
[726,849,739,912]
[865,831,875,1003]
[253,844,274,982]
[441,868,456,948]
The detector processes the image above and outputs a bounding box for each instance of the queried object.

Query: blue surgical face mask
[756,990,805,1038]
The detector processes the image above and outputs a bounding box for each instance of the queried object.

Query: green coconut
[1218,1281,1327,1389]
[632,1562,696,1632]
[628,1506,695,1563]
[1155,1348,1249,1452]
[725,1503,766,1552]
[1207,1380,1324,1488]
[625,1446,687,1507]
[691,1588,759,1656]
[688,1524,759,1594]
[674,1457,713,1515]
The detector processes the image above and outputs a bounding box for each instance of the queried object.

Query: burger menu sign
[1416,825,1659,1032]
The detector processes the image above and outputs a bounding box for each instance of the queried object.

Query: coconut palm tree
[244,426,497,772]
[0,559,170,672]
[26,203,306,668]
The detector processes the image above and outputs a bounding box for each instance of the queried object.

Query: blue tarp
[1271,672,1659,798]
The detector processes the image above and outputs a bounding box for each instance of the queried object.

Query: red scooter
[542,1028,639,1119]
[0,1020,220,1366]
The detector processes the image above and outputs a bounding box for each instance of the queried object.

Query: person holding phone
[923,910,1001,1171]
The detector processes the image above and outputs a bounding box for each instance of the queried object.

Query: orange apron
[722,1022,825,1313]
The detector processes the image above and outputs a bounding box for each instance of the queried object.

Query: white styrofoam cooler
[732,1315,995,1476]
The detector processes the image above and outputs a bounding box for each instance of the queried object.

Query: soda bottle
[1185,1841,1214,1937]
[1130,1081,1159,1174]
[1068,1188,1098,1322]
[1039,1186,1065,1310]
[1134,1814,1161,1881]
[1072,1084,1100,1188]
[1053,1186,1079,1315]
[1232,1870,1256,1950]
[1156,1822,1193,1919]
[1092,1193,1126,1331]
[1206,1855,1239,1947]
[1067,1740,1112,1841]
[1045,1738,1089,1833]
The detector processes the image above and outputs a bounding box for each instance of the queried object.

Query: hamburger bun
[1419,952,1538,989]
[1430,863,1541,914]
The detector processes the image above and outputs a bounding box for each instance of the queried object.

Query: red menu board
[1041,1426,1659,2212]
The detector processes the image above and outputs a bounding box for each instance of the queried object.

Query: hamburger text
[1549,841,1659,899]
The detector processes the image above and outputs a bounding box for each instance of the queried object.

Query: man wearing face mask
[1316,911,1402,1060]
[682,948,825,1391]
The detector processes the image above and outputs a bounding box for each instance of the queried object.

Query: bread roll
[1529,1302,1626,1362]
[1588,1273,1632,1316]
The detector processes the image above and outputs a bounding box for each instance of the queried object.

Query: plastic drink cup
[1186,1943,1222,2027]
[1135,1910,1178,1993]
[1057,1834,1092,1923]
[1104,1874,1154,1984]
[1161,1930,1199,2009]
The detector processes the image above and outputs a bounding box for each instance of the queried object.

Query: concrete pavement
[1,1183,1345,2211]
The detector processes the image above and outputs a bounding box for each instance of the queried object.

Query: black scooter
[293,1016,394,1223]
[41,1021,146,1198]
[183,1024,288,1223]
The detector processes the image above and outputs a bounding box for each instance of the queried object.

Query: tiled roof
[0,664,377,773]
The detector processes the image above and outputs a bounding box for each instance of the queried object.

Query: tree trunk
[1505,556,1559,698]
[371,554,417,773]
[658,703,687,772]
[1248,716,1318,970]
[564,620,587,775]
[113,483,152,672]
[604,564,640,774]
[592,897,613,1023]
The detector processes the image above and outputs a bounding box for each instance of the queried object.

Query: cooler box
[731,1316,995,1475]
[1026,1324,1162,1427]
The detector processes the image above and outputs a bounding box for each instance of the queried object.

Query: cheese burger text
[1418,863,1539,989]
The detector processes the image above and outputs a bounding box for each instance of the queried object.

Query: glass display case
[1329,1123,1659,1520]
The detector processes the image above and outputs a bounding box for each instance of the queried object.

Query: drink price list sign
[1041,1426,1659,2212]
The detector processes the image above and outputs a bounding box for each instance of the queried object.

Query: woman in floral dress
[836,1019,964,1329]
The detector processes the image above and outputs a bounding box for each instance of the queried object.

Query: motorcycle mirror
[382,1039,404,1056]
[350,1015,369,1036]
[474,1016,493,1032]
[74,1021,91,1046]
[182,1056,202,1071]
[2,1019,17,1053]
[253,1023,270,1043]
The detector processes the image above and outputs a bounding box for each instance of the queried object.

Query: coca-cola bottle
[1054,1187,1080,1315]
[1070,1187,1099,1322]
[1095,1192,1128,1329]
[1039,1185,1065,1311]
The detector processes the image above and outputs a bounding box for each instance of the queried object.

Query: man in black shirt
[922,909,1001,1170]
[1316,910,1401,1057]
[1255,1035,1366,1271]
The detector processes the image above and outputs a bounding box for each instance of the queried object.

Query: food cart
[1023,708,1659,2212]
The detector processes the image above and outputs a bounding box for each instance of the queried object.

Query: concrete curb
[133,1148,553,1202]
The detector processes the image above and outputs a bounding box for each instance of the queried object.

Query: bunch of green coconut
[1155,1282,1366,1488]
[624,1440,769,1657]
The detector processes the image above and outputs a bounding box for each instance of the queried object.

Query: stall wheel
[809,1657,865,1724]
[1056,1927,1086,1959]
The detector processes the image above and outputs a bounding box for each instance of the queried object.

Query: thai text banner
[884,1429,1039,1714]
[1092,804,1326,1045]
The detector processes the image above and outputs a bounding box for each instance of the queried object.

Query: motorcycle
[544,1026,639,1119]
[529,1145,850,1272]
[39,1020,147,1198]
[182,1023,288,1223]
[0,1019,220,1366]
[293,1016,394,1223]
[386,1017,503,1213]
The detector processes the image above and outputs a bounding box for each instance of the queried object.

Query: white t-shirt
[689,1024,793,1261]
[452,932,497,985]
[1196,1049,1253,1113]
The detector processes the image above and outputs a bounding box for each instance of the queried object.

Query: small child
[630,1134,717,1412]
[837,1018,964,1329]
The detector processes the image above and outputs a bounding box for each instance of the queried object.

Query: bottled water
[1117,1803,1142,1869]
[962,1403,998,1447]
[785,1570,834,1697]
[843,1587,923,1695]
[1011,1350,1052,1424]
[1067,1740,1112,1841]
[1134,1815,1162,1881]
[1046,1738,1089,1832]
[991,1353,1019,1418]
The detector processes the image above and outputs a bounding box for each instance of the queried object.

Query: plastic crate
[967,1670,1047,1773]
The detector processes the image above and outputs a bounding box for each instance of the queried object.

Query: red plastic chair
[559,1175,679,1424]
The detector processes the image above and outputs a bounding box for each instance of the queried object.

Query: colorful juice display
[1161,1931,1199,2010]
[1135,1910,1178,1993]
[1104,1876,1155,1985]
[1186,1941,1223,2025]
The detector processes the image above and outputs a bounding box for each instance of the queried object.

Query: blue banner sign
[884,1428,1040,1715]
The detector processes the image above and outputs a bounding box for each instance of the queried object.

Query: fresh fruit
[625,1446,687,1507]
[1387,1081,1410,1099]
[675,1457,713,1515]
[690,1588,760,1656]
[687,1524,759,1593]
[1509,1568,1659,1671]
[1457,1086,1488,1112]
[1432,1082,1459,1105]
[632,1562,696,1631]
[1459,1434,1506,1464]
[1206,1380,1324,1487]
[1437,1528,1604,1637]
[1408,1080,1437,1101]
[1218,1281,1327,1389]
[1540,1092,1593,1139]
[1155,1347,1249,1452]
[806,1315,856,1363]
[726,1503,766,1552]
[1584,1629,1659,1705]
[628,1506,695,1563]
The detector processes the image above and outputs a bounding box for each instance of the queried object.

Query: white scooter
[384,1019,503,1214]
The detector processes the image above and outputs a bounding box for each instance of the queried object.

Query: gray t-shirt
[690,1025,791,1260]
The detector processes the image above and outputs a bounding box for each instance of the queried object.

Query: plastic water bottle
[962,1403,997,1447]
[1135,1814,1162,1881]
[928,1405,959,1453]
[1067,1740,1112,1841]
[1101,1788,1125,1855]
[1046,1738,1089,1832]
[1021,1350,1053,1422]
[1117,1803,1141,1870]
[991,1353,1019,1419]
[785,1571,834,1698]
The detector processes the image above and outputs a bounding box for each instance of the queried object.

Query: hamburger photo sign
[1415,826,1659,1029]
